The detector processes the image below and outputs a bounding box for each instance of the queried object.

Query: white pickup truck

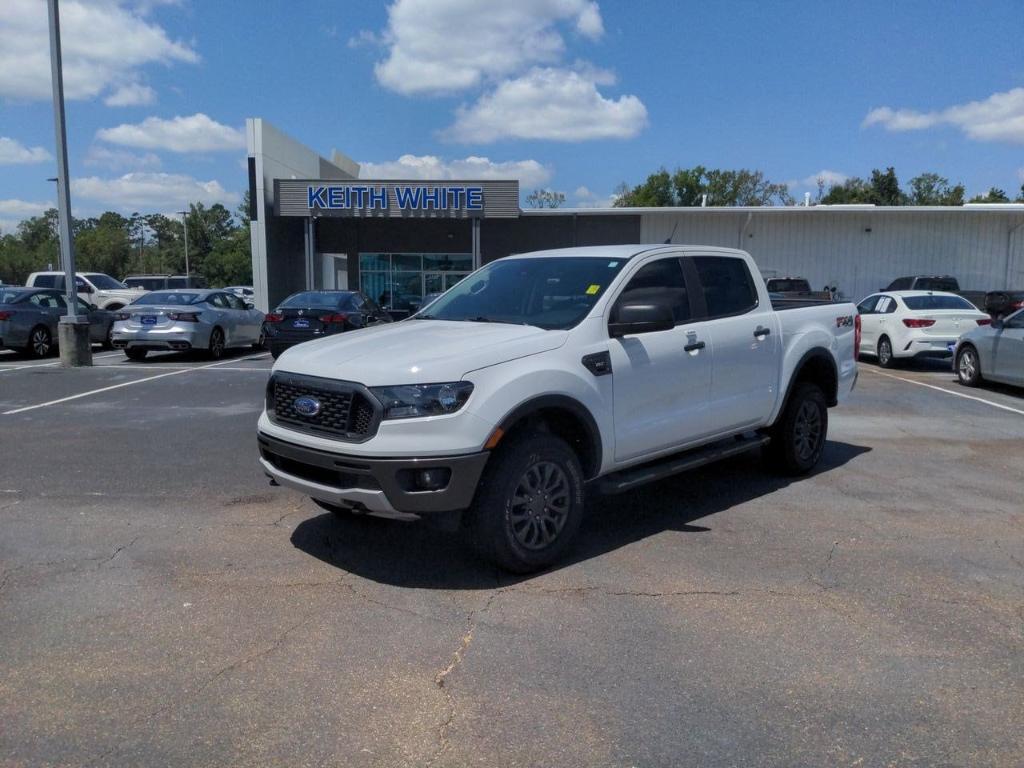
[258,245,859,572]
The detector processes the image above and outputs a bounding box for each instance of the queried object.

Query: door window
[876,296,897,314]
[224,293,246,310]
[208,294,230,309]
[612,258,690,324]
[857,296,881,314]
[33,275,57,288]
[692,256,758,319]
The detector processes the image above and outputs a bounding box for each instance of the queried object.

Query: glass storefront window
[359,253,473,317]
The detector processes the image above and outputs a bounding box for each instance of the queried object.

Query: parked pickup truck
[882,275,986,310]
[26,271,144,311]
[765,276,833,301]
[258,245,859,572]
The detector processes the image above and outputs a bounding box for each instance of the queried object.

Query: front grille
[268,373,380,441]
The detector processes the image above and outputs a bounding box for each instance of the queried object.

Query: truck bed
[771,297,837,311]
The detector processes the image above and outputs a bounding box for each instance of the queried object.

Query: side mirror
[78,283,94,294]
[89,303,98,311]
[608,302,675,338]
[992,317,1004,331]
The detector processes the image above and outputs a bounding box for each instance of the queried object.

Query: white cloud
[863,87,1024,144]
[104,82,156,106]
[0,198,52,233]
[574,185,592,198]
[371,0,604,95]
[571,189,618,208]
[0,136,52,165]
[790,169,849,189]
[83,145,162,171]
[443,67,647,143]
[96,113,246,153]
[358,153,552,187]
[71,172,237,210]
[0,0,196,102]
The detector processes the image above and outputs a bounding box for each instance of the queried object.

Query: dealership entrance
[358,252,473,315]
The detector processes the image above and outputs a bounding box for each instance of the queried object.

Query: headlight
[370,382,473,420]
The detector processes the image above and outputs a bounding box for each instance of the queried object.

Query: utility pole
[47,0,91,366]
[177,209,190,279]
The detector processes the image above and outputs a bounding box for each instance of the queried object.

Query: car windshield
[279,291,352,309]
[132,291,201,306]
[1,288,29,304]
[415,256,628,330]
[903,295,975,310]
[85,274,128,290]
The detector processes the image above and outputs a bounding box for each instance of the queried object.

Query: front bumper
[111,325,207,351]
[257,431,490,518]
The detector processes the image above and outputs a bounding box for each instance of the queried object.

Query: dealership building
[246,118,1024,313]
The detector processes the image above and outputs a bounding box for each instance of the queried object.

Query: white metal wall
[641,209,1024,301]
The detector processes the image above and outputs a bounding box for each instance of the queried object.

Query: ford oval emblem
[293,396,321,417]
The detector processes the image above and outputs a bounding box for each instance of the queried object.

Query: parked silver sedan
[112,289,265,361]
[954,307,1024,389]
[0,287,115,358]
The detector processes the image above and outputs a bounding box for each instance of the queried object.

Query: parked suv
[258,245,859,572]
[26,271,143,311]
[123,274,208,291]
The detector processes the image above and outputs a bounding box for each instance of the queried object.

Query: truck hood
[101,288,146,299]
[273,319,568,385]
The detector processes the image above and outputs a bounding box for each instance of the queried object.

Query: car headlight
[370,382,473,420]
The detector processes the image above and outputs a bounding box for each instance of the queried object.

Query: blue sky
[1,0,1023,231]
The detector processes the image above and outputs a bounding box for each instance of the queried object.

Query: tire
[270,345,284,360]
[26,325,53,358]
[956,344,982,387]
[208,327,226,360]
[102,325,115,350]
[465,433,585,573]
[877,336,896,368]
[125,348,147,361]
[764,382,828,476]
[254,328,266,351]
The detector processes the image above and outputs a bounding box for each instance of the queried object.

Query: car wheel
[270,346,284,360]
[465,433,585,573]
[102,325,115,350]
[125,348,147,361]
[26,325,52,358]
[956,345,982,387]
[764,382,828,476]
[877,336,896,368]
[254,328,266,350]
[208,327,225,360]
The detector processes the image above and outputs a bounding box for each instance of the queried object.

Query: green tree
[76,212,132,277]
[907,173,965,205]
[868,167,905,206]
[526,189,566,208]
[614,166,792,207]
[968,187,1010,203]
[820,177,872,204]
[613,168,675,207]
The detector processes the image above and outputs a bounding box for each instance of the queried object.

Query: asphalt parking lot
[1,349,1022,767]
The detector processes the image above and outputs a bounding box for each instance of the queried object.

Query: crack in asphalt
[97,536,142,569]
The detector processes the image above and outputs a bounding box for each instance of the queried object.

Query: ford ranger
[258,245,859,572]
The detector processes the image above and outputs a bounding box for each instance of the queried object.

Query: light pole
[177,209,190,280]
[47,0,91,366]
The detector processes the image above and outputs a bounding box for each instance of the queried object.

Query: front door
[689,255,781,432]
[994,312,1024,384]
[608,256,712,462]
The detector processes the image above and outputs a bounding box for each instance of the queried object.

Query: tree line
[0,194,253,287]
[613,166,1024,208]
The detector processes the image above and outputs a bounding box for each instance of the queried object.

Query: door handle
[754,326,771,338]
[684,341,705,352]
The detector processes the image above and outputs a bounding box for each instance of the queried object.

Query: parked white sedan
[856,291,990,367]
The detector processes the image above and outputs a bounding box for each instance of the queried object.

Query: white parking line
[864,368,1024,417]
[1,353,269,415]
[0,352,123,373]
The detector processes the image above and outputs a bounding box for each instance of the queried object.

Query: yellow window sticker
[586,284,601,295]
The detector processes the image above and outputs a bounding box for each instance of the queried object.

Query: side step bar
[596,434,770,495]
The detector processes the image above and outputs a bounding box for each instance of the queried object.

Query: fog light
[414,468,450,491]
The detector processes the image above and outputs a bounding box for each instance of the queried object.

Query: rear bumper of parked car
[111,325,210,351]
[898,335,960,359]
[257,431,490,518]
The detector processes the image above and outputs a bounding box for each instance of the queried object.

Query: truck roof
[507,244,748,260]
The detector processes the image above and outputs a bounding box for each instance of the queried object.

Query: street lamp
[176,209,189,279]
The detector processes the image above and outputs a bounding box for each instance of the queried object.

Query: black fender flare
[494,394,603,479]
[777,349,840,421]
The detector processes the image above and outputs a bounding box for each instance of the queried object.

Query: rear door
[689,255,781,432]
[857,295,882,352]
[207,293,239,342]
[608,255,713,462]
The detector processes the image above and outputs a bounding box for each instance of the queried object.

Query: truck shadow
[289,440,871,590]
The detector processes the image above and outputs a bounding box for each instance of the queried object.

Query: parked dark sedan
[263,290,392,358]
[0,287,115,357]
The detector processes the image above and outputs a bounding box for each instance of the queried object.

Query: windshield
[85,273,128,290]
[1,288,29,304]
[903,295,975,310]
[416,256,628,330]
[131,291,201,306]
[279,291,353,309]
[767,279,811,292]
